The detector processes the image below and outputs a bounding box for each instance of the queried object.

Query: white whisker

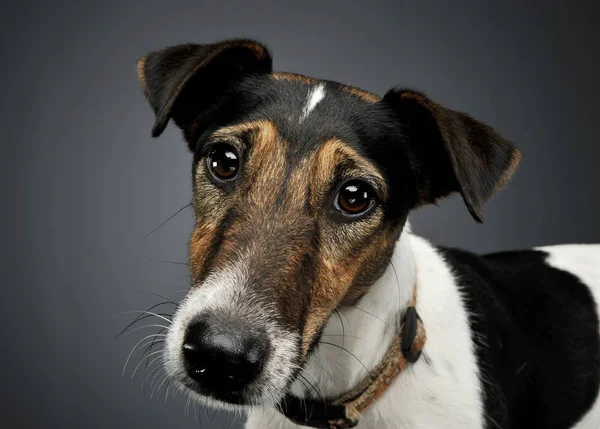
[121,310,172,324]
[149,364,166,392]
[131,349,164,380]
[152,372,169,399]
[122,324,169,338]
[141,359,164,388]
[151,373,166,399]
[185,394,192,416]
[122,333,167,376]
[165,380,172,403]
[193,400,200,427]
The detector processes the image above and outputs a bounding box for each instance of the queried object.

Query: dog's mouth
[175,365,307,407]
[177,375,250,405]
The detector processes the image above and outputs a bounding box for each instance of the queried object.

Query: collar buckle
[401,306,423,363]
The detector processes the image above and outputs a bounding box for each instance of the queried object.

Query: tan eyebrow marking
[208,120,271,140]
[312,137,386,208]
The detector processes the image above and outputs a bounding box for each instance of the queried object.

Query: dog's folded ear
[137,39,272,141]
[381,88,521,223]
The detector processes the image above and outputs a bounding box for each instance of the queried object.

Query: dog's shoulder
[532,243,600,297]
[436,244,600,429]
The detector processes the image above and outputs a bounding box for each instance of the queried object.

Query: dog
[135,39,600,429]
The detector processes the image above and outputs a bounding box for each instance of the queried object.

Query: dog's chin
[169,372,293,411]
[181,380,249,405]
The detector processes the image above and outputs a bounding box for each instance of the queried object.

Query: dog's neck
[247,225,486,428]
[291,224,417,400]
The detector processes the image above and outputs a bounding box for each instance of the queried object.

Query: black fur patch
[439,247,600,429]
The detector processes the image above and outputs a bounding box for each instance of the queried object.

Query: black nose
[182,316,269,401]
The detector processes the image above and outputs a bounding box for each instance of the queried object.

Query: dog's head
[137,39,520,407]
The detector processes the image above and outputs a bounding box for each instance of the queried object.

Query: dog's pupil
[339,182,371,213]
[210,145,239,179]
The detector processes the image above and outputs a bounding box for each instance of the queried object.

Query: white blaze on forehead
[300,84,326,123]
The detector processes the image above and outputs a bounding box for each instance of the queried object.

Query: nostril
[182,318,270,400]
[182,342,209,377]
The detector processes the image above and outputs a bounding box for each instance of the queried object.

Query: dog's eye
[207,144,239,181]
[336,181,375,215]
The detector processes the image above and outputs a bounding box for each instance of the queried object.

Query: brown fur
[344,86,380,103]
[495,149,522,194]
[244,121,287,207]
[272,72,316,85]
[302,229,392,356]
[189,224,221,283]
[136,58,148,98]
[234,40,270,60]
[298,139,391,356]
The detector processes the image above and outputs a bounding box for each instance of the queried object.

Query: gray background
[2,1,599,428]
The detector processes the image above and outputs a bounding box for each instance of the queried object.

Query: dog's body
[247,234,600,429]
[135,39,600,428]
